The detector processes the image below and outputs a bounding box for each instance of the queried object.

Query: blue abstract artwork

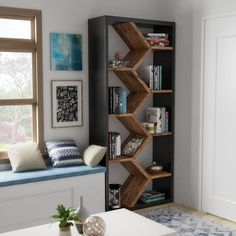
[50,33,82,71]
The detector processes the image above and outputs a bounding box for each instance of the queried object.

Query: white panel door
[203,14,236,221]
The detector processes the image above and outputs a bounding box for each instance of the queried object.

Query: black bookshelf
[89,15,175,211]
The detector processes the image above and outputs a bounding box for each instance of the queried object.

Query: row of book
[140,190,165,203]
[143,33,170,47]
[109,87,127,114]
[108,132,121,160]
[146,107,169,133]
[140,65,163,90]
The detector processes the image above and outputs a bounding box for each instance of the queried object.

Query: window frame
[0,7,43,163]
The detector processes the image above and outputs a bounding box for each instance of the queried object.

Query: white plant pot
[59,226,72,236]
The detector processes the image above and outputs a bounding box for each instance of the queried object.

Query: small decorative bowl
[147,165,163,174]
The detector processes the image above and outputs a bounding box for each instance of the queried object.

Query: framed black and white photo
[51,80,83,128]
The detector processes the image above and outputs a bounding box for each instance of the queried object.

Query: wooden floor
[135,203,236,229]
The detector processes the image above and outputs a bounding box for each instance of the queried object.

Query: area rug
[140,206,236,236]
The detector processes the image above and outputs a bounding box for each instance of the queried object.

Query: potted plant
[51,204,81,236]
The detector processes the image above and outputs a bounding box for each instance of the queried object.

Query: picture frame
[50,32,82,71]
[51,80,83,128]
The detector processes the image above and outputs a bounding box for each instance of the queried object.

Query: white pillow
[7,143,46,172]
[83,145,107,167]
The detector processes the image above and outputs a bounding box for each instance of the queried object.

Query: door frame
[200,12,236,212]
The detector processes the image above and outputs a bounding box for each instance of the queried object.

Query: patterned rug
[140,207,236,236]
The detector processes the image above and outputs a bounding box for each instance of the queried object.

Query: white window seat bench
[0,165,106,233]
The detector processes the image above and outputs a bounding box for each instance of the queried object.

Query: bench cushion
[0,165,106,187]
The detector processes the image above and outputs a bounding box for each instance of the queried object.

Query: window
[0,7,43,160]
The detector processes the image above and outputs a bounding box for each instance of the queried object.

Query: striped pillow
[45,139,83,167]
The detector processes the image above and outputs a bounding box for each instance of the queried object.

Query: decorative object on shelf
[51,80,83,128]
[147,161,163,174]
[75,196,89,234]
[121,135,144,157]
[109,184,122,209]
[142,122,155,134]
[110,51,129,68]
[83,216,106,236]
[51,204,80,236]
[50,33,82,71]
[143,33,169,47]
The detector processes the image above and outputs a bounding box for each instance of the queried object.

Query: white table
[0,209,177,236]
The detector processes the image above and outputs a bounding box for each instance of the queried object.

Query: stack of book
[108,132,121,160]
[140,65,163,90]
[140,190,165,203]
[143,33,169,47]
[146,107,169,133]
[109,87,127,114]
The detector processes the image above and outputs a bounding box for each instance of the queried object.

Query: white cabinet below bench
[0,172,105,233]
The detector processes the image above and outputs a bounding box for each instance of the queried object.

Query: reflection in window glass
[0,18,31,39]
[0,52,33,99]
[0,106,32,151]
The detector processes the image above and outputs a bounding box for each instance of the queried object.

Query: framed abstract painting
[51,80,83,128]
[50,33,82,71]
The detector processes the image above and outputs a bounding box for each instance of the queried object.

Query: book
[114,87,120,114]
[119,88,127,114]
[140,190,165,203]
[108,87,127,114]
[140,65,153,89]
[161,107,166,132]
[108,132,121,159]
[143,33,170,47]
[165,111,169,132]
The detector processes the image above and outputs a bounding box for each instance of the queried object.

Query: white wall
[156,0,236,210]
[0,0,161,152]
[4,0,233,211]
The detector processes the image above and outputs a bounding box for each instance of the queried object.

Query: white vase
[76,196,89,222]
[59,226,72,236]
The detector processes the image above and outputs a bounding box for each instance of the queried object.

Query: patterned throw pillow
[45,139,83,167]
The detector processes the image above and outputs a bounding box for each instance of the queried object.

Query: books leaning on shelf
[140,65,163,90]
[108,132,121,160]
[146,107,169,133]
[140,190,165,203]
[143,33,169,47]
[109,87,127,114]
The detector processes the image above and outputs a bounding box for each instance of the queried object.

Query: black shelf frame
[88,15,175,211]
